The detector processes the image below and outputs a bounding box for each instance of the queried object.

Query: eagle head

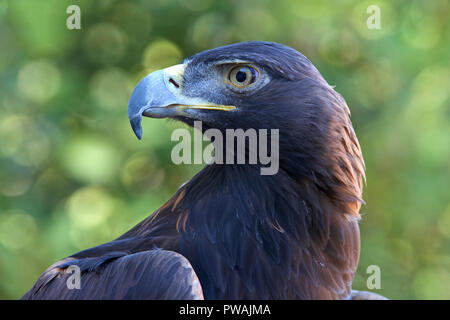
[128,41,365,218]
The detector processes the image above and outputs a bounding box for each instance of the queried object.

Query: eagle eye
[226,65,259,89]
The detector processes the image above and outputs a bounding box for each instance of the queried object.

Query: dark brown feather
[22,249,203,300]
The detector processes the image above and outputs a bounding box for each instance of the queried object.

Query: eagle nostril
[169,78,180,89]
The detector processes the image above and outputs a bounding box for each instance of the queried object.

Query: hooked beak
[127,64,235,139]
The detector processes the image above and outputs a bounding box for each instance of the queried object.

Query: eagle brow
[214,59,254,66]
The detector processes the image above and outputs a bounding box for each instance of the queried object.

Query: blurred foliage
[0,0,449,299]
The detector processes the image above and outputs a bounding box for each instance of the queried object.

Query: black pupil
[235,69,247,83]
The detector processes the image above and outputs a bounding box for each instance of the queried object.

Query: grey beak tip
[129,116,143,140]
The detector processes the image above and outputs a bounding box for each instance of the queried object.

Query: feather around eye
[226,65,260,88]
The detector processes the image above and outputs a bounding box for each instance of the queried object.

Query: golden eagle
[23,41,385,300]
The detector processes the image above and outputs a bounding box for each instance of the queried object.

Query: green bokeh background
[0,0,449,299]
